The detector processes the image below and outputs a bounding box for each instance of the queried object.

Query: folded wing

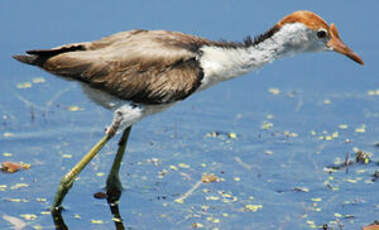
[14,29,213,104]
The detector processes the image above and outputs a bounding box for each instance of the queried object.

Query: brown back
[28,30,215,104]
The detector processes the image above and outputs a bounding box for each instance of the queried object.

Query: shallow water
[1,1,378,229]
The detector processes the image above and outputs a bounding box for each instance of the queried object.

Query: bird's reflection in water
[106,187,125,230]
[51,187,125,230]
[51,208,68,230]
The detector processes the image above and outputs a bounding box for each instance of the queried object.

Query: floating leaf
[284,131,298,137]
[268,88,280,95]
[11,183,29,190]
[62,154,72,159]
[3,132,15,137]
[266,114,274,119]
[205,131,219,138]
[91,219,104,224]
[261,121,273,130]
[293,187,309,192]
[233,177,240,182]
[323,99,331,104]
[1,161,30,173]
[93,192,107,199]
[96,172,105,177]
[192,223,204,228]
[346,178,357,183]
[3,152,13,157]
[367,89,379,96]
[174,198,184,204]
[32,77,46,84]
[178,163,190,169]
[201,174,218,184]
[16,82,32,89]
[206,196,219,201]
[0,185,7,191]
[264,150,273,155]
[213,218,220,223]
[33,225,43,230]
[228,132,237,139]
[4,198,29,203]
[20,214,37,221]
[244,204,263,212]
[36,198,47,202]
[355,124,366,133]
[356,151,371,164]
[67,106,84,111]
[306,220,315,225]
[169,165,178,171]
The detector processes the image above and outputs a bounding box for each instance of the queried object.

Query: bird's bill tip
[327,24,364,65]
[344,50,364,65]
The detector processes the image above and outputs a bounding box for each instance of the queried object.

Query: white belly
[80,83,174,131]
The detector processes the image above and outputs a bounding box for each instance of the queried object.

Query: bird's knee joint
[59,176,74,191]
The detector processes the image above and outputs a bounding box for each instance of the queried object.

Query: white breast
[197,46,263,91]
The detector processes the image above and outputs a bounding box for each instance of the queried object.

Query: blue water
[1,1,378,229]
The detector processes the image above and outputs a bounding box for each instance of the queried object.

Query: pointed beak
[327,24,364,65]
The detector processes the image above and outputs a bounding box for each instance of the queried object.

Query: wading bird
[13,10,364,210]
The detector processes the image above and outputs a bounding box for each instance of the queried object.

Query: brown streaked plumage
[15,30,211,104]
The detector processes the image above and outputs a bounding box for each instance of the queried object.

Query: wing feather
[20,30,211,104]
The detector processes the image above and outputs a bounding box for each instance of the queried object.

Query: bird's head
[273,10,364,65]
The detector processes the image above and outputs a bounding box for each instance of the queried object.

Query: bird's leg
[106,126,132,204]
[51,110,124,210]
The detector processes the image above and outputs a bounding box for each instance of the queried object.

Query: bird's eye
[317,29,327,39]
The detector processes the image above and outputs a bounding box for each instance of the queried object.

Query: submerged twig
[174,172,219,204]
[13,93,46,111]
[234,157,252,170]
[174,179,203,204]
[45,85,74,107]
[295,95,303,112]
[13,85,74,113]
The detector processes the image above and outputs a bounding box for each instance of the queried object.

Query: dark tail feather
[26,45,85,56]
[13,54,40,66]
[13,45,86,66]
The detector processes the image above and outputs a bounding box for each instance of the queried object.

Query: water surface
[1,1,378,229]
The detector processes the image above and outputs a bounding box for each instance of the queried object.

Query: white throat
[198,23,309,90]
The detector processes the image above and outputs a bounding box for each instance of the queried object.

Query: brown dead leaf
[93,192,107,199]
[201,174,218,184]
[1,162,30,173]
[362,225,379,230]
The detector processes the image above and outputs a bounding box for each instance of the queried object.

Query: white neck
[198,23,308,90]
